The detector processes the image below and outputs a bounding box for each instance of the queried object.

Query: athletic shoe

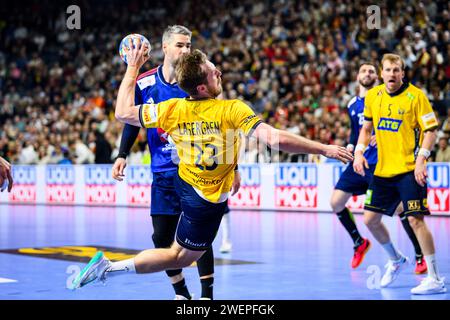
[380,256,409,288]
[220,241,232,253]
[70,251,111,290]
[199,298,212,300]
[351,238,371,268]
[411,277,447,295]
[414,256,428,275]
[174,295,190,300]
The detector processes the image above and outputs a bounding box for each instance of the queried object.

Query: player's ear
[197,84,207,95]
[162,42,168,55]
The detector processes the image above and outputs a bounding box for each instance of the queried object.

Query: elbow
[115,110,126,123]
[115,108,134,125]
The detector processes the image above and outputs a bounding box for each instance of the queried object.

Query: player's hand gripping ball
[119,34,151,64]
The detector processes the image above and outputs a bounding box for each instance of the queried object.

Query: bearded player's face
[357,64,378,89]
[203,60,223,98]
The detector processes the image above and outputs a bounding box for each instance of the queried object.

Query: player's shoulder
[405,83,426,100]
[226,99,250,108]
[346,96,358,109]
[136,66,159,90]
[366,84,385,98]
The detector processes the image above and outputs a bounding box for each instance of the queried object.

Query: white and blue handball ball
[119,34,151,64]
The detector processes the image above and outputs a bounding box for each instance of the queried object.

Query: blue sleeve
[117,86,143,158]
[348,108,359,146]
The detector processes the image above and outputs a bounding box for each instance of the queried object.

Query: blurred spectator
[435,136,450,162]
[0,0,448,164]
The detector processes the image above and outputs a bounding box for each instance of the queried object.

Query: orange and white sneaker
[351,238,371,269]
[415,256,428,274]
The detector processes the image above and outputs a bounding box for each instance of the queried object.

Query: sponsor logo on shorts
[377,118,402,132]
[185,238,207,248]
[423,198,428,208]
[407,200,421,211]
[364,189,373,205]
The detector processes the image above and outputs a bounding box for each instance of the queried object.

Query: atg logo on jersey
[9,166,36,203]
[46,166,75,203]
[275,164,317,209]
[85,166,116,204]
[229,165,260,208]
[126,165,152,205]
[377,118,402,132]
[427,164,449,213]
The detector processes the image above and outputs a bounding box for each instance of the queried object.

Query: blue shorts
[335,163,376,196]
[174,173,227,251]
[364,171,430,217]
[151,170,181,215]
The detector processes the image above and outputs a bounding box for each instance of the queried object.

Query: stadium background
[0,0,449,302]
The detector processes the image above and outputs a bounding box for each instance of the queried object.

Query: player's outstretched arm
[252,123,353,164]
[353,120,373,176]
[115,42,150,127]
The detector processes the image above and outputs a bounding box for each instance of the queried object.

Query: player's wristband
[116,152,128,160]
[418,148,431,159]
[355,144,366,153]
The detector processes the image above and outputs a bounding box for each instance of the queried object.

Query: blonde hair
[381,53,405,70]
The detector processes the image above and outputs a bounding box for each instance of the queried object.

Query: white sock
[221,214,231,244]
[108,258,136,274]
[424,254,441,281]
[381,242,402,261]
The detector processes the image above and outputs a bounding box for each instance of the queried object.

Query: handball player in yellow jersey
[354,54,446,295]
[71,44,353,291]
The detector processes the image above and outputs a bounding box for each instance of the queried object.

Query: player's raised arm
[115,40,150,127]
[252,122,353,164]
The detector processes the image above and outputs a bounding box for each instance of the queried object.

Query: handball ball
[119,34,151,64]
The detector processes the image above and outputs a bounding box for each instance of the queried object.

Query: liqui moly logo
[275,164,317,209]
[229,165,261,208]
[85,165,116,204]
[9,165,36,203]
[46,165,75,203]
[427,164,449,214]
[126,165,152,205]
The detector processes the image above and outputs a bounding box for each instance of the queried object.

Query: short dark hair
[358,61,377,71]
[175,49,208,96]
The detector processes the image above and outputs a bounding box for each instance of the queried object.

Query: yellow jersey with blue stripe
[139,98,261,203]
[364,83,438,178]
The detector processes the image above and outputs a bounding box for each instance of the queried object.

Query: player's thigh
[364,175,400,217]
[174,174,227,251]
[151,170,182,215]
[397,172,430,217]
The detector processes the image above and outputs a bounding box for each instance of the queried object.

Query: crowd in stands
[0,0,449,165]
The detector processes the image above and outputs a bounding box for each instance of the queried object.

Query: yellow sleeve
[139,101,169,129]
[363,90,374,121]
[416,92,438,131]
[228,100,262,136]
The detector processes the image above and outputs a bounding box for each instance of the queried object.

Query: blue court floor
[0,204,448,300]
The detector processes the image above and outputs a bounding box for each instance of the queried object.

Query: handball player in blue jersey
[330,62,426,274]
[112,25,238,300]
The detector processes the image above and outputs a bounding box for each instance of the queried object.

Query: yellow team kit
[140,98,261,203]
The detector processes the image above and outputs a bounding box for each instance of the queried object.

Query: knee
[407,216,424,230]
[364,214,380,229]
[152,232,173,249]
[330,195,345,213]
